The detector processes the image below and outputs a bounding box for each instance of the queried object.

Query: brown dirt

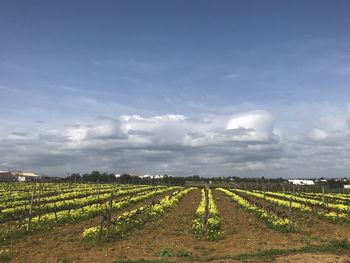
[291,212,350,242]
[274,253,350,263]
[209,190,304,254]
[208,253,350,263]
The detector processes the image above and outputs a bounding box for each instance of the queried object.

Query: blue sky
[1,1,350,177]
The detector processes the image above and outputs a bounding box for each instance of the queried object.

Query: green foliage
[157,248,192,258]
[0,250,11,262]
[56,258,75,263]
[112,260,174,263]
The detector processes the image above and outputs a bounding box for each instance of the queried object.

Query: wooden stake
[97,182,101,204]
[288,194,293,231]
[37,185,42,222]
[106,192,113,237]
[263,183,265,198]
[322,186,325,203]
[27,189,35,232]
[98,216,105,242]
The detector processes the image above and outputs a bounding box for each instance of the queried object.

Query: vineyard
[0,183,349,262]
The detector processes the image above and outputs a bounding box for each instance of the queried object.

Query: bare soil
[274,253,350,263]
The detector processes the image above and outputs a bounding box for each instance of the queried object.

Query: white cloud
[226,110,276,142]
[2,105,350,178]
[240,162,266,171]
[64,117,125,143]
[65,126,88,142]
[309,128,328,141]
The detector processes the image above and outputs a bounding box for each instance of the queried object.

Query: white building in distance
[288,179,315,185]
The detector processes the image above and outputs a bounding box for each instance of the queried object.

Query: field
[0,183,349,263]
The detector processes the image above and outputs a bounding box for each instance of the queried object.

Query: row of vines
[0,182,348,244]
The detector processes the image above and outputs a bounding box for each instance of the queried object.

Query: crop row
[0,184,143,211]
[0,186,155,223]
[0,186,180,241]
[262,191,350,213]
[239,189,348,222]
[82,187,194,241]
[263,191,349,216]
[192,188,221,240]
[0,183,119,203]
[298,192,350,204]
[217,188,291,231]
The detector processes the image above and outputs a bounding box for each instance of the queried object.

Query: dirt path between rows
[291,211,350,242]
[274,253,350,263]
[209,190,304,255]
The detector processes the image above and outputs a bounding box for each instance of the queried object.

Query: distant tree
[66,173,81,182]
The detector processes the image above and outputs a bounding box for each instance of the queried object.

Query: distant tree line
[64,172,349,189]
[66,171,115,183]
[184,175,287,183]
[64,171,186,186]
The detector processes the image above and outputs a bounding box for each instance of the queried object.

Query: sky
[1,0,350,178]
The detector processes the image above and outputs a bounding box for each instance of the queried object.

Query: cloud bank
[1,107,350,178]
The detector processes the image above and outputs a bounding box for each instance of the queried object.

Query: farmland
[0,182,349,263]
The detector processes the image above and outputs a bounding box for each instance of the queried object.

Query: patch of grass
[196,246,216,257]
[175,249,192,257]
[112,259,174,263]
[299,234,312,246]
[0,248,11,262]
[205,239,350,261]
[57,258,75,263]
[158,249,173,257]
[174,224,186,236]
[0,253,11,263]
[156,248,192,258]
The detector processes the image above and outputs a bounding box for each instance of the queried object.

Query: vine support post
[97,181,101,203]
[27,188,35,232]
[37,185,42,222]
[98,216,105,242]
[263,183,265,198]
[322,186,325,203]
[288,194,293,231]
[106,192,113,237]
